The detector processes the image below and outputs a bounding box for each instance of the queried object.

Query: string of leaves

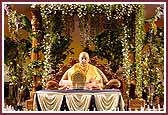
[40,10,74,87]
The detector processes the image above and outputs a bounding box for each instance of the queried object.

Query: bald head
[79,52,90,65]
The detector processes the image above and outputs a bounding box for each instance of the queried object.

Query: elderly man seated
[59,52,109,90]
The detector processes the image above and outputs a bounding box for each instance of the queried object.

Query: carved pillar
[31,5,43,93]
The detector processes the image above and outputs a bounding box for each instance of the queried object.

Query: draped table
[33,89,125,111]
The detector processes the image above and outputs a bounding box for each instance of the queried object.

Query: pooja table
[33,89,125,111]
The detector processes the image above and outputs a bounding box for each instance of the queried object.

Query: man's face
[79,53,89,65]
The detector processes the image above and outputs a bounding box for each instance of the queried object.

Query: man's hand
[59,84,72,90]
[86,81,102,90]
[59,80,72,90]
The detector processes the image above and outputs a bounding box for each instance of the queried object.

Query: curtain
[94,92,125,111]
[35,92,64,111]
[65,93,92,111]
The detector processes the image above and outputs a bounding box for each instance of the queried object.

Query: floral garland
[41,33,52,87]
[4,5,17,33]
[120,23,132,97]
[38,4,134,19]
[4,4,32,90]
[5,5,32,34]
[135,4,164,98]
[38,4,136,46]
[134,5,145,98]
[142,27,164,98]
[40,5,74,87]
[39,5,58,87]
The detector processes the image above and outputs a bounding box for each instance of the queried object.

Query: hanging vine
[120,21,132,98]
[134,5,145,98]
[142,26,164,99]
[4,4,32,89]
[40,5,74,87]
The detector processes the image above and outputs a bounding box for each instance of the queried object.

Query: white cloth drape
[34,90,125,111]
[94,92,125,111]
[35,91,64,111]
[65,93,92,111]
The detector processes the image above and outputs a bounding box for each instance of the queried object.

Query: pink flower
[4,4,11,16]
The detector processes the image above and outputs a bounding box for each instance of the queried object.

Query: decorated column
[30,5,43,93]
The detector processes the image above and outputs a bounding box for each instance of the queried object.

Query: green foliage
[30,60,44,68]
[20,14,32,33]
[50,12,64,34]
[5,5,32,91]
[4,37,31,65]
[91,30,123,72]
[155,83,164,96]
[4,37,18,65]
[134,5,145,98]
[4,37,32,87]
[142,27,164,97]
[41,11,74,71]
[49,34,74,70]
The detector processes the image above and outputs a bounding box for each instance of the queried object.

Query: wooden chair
[129,98,145,111]
[49,57,126,94]
[25,99,33,110]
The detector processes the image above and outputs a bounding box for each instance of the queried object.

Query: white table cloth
[33,89,125,111]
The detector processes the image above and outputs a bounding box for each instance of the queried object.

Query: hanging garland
[142,7,164,100]
[38,4,136,46]
[120,20,132,98]
[41,33,52,87]
[5,4,32,35]
[39,5,74,87]
[4,4,32,90]
[134,5,145,98]
[135,4,164,98]
[41,34,73,88]
[141,27,164,101]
